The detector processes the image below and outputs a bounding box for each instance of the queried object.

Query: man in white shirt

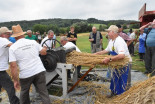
[41,30,55,49]
[60,36,81,78]
[9,25,50,104]
[0,27,19,104]
[95,25,132,97]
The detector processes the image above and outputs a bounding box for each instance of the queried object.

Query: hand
[102,57,110,64]
[148,22,152,26]
[89,39,94,42]
[93,53,98,55]
[14,81,20,90]
[69,38,73,41]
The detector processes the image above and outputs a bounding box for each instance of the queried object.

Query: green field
[57,32,145,72]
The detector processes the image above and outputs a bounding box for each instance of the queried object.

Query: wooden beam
[68,68,93,93]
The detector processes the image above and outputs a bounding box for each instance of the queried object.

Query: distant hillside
[0,18,138,31]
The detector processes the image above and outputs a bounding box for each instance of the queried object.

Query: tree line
[0,18,140,35]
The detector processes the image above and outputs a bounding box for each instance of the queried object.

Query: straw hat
[11,24,26,37]
[0,27,12,34]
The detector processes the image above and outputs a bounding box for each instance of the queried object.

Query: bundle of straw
[66,51,129,68]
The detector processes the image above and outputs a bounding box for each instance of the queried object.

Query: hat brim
[6,30,12,33]
[105,29,110,32]
[11,32,26,37]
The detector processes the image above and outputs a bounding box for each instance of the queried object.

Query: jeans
[0,71,19,104]
[19,71,51,104]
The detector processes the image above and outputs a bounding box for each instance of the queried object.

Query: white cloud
[0,0,155,22]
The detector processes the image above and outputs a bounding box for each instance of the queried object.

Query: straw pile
[109,76,155,104]
[78,81,111,103]
[66,51,129,68]
[92,76,155,104]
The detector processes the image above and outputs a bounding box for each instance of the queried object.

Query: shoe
[144,71,151,74]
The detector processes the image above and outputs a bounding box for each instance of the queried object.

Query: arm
[69,37,77,41]
[102,54,125,64]
[100,39,103,43]
[89,34,94,42]
[127,40,132,46]
[89,38,94,42]
[140,22,152,31]
[10,62,20,90]
[94,50,109,55]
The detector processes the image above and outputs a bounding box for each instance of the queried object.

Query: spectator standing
[25,30,37,41]
[140,19,155,76]
[139,30,146,61]
[89,26,103,53]
[67,26,77,45]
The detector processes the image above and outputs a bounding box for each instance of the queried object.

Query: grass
[131,52,145,72]
[57,32,145,72]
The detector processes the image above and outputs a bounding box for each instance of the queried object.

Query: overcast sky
[0,0,154,22]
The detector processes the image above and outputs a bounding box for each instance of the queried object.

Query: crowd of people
[0,19,155,103]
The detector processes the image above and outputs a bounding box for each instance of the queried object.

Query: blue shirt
[139,33,146,53]
[144,28,155,47]
[9,37,16,43]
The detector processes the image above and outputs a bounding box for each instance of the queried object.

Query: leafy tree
[123,24,127,29]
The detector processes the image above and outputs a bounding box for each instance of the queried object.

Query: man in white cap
[95,25,132,97]
[0,27,20,104]
[9,24,51,104]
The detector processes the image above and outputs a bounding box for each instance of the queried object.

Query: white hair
[92,26,96,30]
[27,30,32,33]
[48,30,54,34]
[60,36,68,41]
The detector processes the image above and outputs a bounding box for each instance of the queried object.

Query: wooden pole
[68,68,93,93]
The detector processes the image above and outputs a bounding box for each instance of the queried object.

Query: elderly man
[116,24,132,89]
[60,36,81,78]
[89,26,103,53]
[9,25,51,104]
[25,30,37,41]
[95,25,132,97]
[0,27,19,104]
[67,26,77,45]
[140,19,155,76]
[41,30,55,49]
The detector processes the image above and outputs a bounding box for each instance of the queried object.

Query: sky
[0,0,155,22]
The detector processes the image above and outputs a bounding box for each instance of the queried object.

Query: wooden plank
[139,3,146,19]
[68,68,93,93]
